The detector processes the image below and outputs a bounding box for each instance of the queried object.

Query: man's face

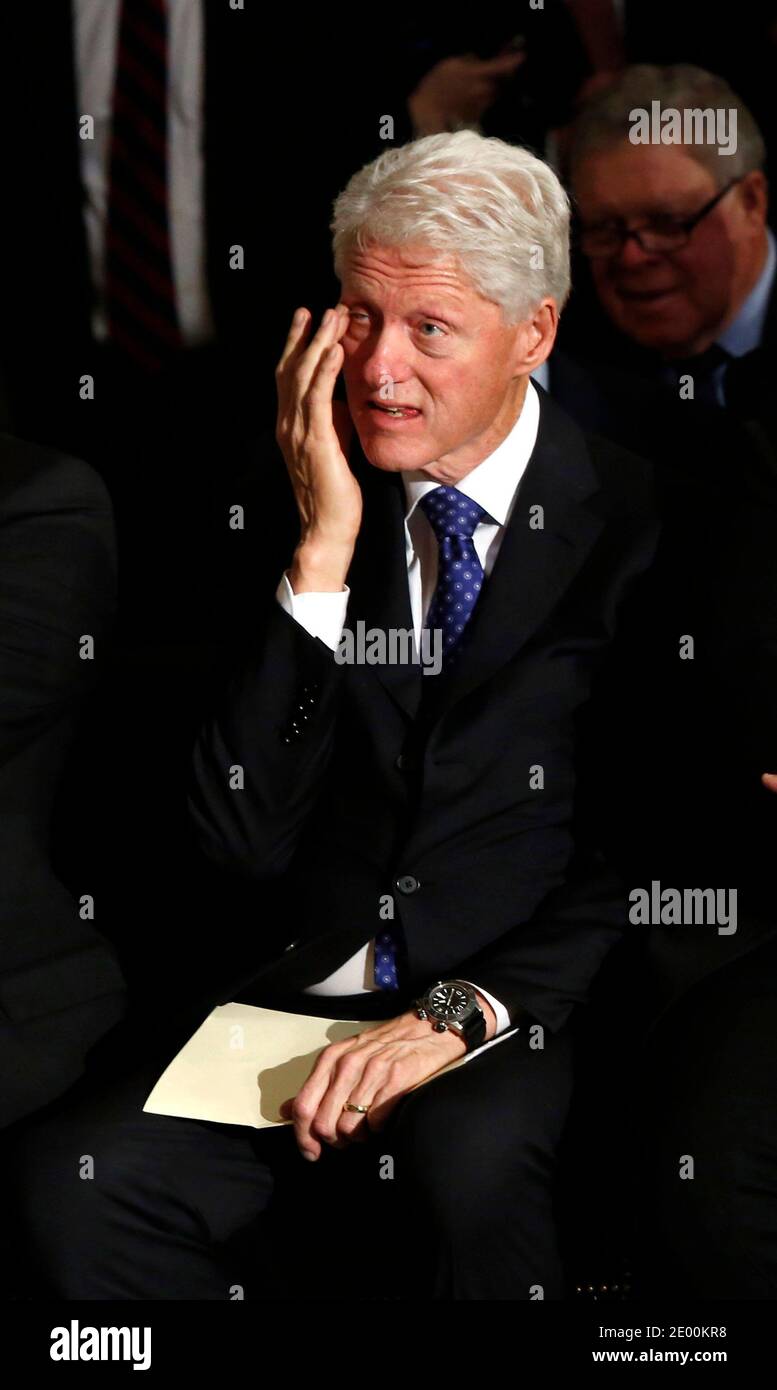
[339,243,554,482]
[572,143,767,356]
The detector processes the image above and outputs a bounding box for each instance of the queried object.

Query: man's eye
[419,322,444,337]
[348,311,369,323]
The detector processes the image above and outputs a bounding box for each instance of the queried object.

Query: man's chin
[356,429,437,473]
[613,308,702,357]
[628,329,708,358]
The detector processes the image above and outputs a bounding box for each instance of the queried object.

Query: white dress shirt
[274,381,542,1042]
[73,0,215,345]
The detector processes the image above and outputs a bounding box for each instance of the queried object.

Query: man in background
[550,64,777,1298]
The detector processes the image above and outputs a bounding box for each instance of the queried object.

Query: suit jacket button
[395,753,412,771]
[395,874,420,894]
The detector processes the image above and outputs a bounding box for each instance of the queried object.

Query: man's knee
[380,1078,564,1298]
[9,1108,105,1286]
[399,1095,541,1183]
[8,1077,180,1288]
[387,1056,564,1232]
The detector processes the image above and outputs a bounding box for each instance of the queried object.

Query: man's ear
[511,299,558,374]
[740,169,769,227]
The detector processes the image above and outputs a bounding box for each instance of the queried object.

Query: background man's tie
[373,485,492,989]
[667,343,732,409]
[104,0,183,370]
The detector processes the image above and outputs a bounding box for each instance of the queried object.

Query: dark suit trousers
[635,933,777,1299]
[11,989,575,1301]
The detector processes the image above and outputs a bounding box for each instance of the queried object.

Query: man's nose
[360,326,411,391]
[614,233,662,271]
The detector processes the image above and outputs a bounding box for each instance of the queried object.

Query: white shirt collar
[400,378,540,528]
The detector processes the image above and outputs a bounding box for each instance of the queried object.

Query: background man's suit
[546,268,777,1019]
[593,401,777,1297]
[548,362,777,1293]
[0,435,126,1131]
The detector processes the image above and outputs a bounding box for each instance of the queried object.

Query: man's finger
[479,51,525,77]
[362,1088,404,1134]
[293,304,349,403]
[328,1046,409,1146]
[309,1045,374,1142]
[305,342,344,431]
[290,1042,350,1158]
[276,303,338,398]
[276,306,311,376]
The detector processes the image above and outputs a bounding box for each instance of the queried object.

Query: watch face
[429,983,470,1019]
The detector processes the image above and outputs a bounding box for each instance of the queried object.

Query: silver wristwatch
[415,979,487,1052]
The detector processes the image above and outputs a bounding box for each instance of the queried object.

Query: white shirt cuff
[460,980,512,1036]
[275,571,350,653]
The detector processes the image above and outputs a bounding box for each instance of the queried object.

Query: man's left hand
[279,998,495,1161]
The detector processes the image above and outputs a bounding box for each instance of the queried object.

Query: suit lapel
[344,388,605,723]
[434,388,606,714]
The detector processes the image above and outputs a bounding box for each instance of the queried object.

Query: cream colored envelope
[143,1002,520,1129]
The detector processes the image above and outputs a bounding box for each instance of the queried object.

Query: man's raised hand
[275,304,361,592]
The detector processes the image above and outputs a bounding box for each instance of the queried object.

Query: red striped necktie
[104,0,183,371]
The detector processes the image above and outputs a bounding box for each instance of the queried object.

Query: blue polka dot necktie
[418,485,492,668]
[374,929,401,990]
[373,485,491,990]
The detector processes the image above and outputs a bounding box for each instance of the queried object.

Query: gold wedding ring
[343,1101,369,1113]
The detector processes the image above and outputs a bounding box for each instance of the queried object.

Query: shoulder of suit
[583,429,656,508]
[536,380,657,519]
[0,432,113,521]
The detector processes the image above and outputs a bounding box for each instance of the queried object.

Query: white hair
[331,130,571,324]
[569,65,766,186]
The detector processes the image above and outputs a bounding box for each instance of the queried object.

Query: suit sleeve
[0,456,117,762]
[275,572,350,651]
[188,596,349,880]
[445,480,660,1037]
[446,850,629,1035]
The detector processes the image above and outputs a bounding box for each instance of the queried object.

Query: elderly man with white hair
[15,132,657,1301]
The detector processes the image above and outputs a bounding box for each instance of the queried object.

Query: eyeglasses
[577,178,743,258]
